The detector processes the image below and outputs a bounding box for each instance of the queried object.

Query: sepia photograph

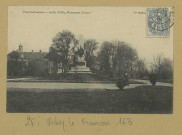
[7,6,173,113]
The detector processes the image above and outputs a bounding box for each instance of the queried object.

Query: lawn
[7,86,173,113]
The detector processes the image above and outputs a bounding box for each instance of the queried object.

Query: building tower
[18,43,23,52]
[18,43,24,59]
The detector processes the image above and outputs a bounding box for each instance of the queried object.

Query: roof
[8,51,48,60]
[44,52,51,59]
[23,52,48,60]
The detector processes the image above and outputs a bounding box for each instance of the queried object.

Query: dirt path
[7,80,172,91]
[131,79,173,87]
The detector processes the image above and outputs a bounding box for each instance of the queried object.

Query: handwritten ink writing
[25,115,40,127]
[25,115,133,132]
[68,117,75,126]
[116,118,133,126]
[45,116,65,131]
[81,118,110,126]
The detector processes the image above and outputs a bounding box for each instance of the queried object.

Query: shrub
[149,73,157,86]
[116,75,129,90]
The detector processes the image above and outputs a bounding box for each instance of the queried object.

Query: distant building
[8,36,92,77]
[7,44,48,76]
[8,44,48,61]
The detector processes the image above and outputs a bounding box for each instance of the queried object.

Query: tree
[48,30,78,74]
[126,47,138,78]
[97,41,114,75]
[28,59,48,77]
[112,41,138,78]
[7,51,27,76]
[84,39,98,67]
[8,51,20,60]
[97,41,139,78]
[151,53,164,79]
[135,59,148,78]
[160,58,173,79]
[150,54,173,80]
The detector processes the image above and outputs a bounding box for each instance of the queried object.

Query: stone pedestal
[69,56,92,73]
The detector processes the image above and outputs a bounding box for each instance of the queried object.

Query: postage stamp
[147,7,173,37]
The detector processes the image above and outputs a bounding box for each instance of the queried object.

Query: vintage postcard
[0,1,182,135]
[7,6,173,113]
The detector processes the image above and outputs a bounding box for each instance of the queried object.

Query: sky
[8,6,173,68]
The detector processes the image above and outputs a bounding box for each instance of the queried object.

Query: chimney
[31,50,33,54]
[40,50,42,54]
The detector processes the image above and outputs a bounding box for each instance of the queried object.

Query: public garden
[7,30,173,113]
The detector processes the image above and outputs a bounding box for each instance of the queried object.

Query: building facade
[7,44,48,77]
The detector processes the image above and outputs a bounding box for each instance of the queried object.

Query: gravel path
[7,79,172,91]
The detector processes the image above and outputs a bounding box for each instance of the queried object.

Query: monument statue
[69,35,92,73]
